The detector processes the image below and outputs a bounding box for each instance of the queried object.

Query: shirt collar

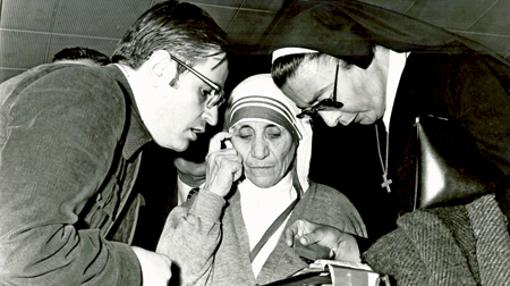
[383,50,408,131]
[104,65,152,159]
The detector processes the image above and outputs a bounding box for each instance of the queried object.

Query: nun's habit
[157,74,366,286]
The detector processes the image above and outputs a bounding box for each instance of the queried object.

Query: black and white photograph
[1,1,509,285]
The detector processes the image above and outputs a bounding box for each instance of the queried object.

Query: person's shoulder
[50,63,119,87]
[46,64,127,108]
[20,64,129,128]
[308,181,347,196]
[305,181,353,205]
[304,181,368,236]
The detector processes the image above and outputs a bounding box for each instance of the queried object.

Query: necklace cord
[375,123,392,193]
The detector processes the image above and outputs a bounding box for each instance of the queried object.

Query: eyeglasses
[296,61,344,119]
[170,54,225,108]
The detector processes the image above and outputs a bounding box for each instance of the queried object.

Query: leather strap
[187,187,200,201]
[249,198,299,262]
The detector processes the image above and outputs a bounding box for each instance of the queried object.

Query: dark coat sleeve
[390,53,510,214]
[451,56,510,176]
[363,209,478,286]
[404,53,510,176]
[0,66,141,285]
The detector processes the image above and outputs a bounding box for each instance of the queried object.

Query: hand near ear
[202,132,243,197]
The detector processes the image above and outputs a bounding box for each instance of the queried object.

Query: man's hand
[131,246,172,286]
[285,219,361,262]
[202,132,243,197]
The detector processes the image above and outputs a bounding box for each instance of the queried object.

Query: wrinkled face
[231,121,297,188]
[149,53,229,151]
[280,56,386,126]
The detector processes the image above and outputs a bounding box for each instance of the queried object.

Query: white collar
[114,63,134,82]
[382,50,408,131]
[176,175,205,205]
[238,172,297,276]
[238,172,295,198]
[114,63,152,105]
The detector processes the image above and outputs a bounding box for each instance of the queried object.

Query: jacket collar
[104,65,152,160]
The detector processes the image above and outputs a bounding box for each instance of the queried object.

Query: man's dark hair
[271,53,321,88]
[52,47,110,65]
[112,0,228,70]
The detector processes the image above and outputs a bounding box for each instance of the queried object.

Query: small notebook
[260,259,390,286]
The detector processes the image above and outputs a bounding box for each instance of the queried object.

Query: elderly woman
[156,74,366,286]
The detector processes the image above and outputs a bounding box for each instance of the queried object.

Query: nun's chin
[245,172,283,189]
[246,177,277,188]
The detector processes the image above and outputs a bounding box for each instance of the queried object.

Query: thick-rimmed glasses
[170,54,225,108]
[296,61,344,119]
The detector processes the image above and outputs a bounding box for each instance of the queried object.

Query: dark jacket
[0,63,151,285]
[364,194,510,285]
[389,52,510,215]
[265,0,510,243]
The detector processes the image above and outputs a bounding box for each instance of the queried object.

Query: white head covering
[271,47,318,64]
[226,73,313,192]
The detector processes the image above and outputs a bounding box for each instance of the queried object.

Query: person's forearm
[156,191,226,286]
[0,226,141,285]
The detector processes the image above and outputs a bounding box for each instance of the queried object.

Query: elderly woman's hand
[285,219,361,263]
[202,132,243,197]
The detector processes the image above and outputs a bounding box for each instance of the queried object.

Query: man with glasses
[263,0,510,258]
[0,1,228,285]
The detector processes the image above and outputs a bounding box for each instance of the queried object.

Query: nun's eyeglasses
[170,54,225,108]
[296,61,343,119]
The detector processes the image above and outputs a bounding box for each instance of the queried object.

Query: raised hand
[202,132,243,197]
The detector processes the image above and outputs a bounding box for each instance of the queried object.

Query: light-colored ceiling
[1,0,509,83]
[0,0,287,82]
[363,0,510,64]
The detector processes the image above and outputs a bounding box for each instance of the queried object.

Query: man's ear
[147,50,178,87]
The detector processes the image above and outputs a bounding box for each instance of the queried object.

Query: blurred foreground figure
[364,191,510,286]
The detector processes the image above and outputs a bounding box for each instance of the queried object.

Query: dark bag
[413,114,504,209]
